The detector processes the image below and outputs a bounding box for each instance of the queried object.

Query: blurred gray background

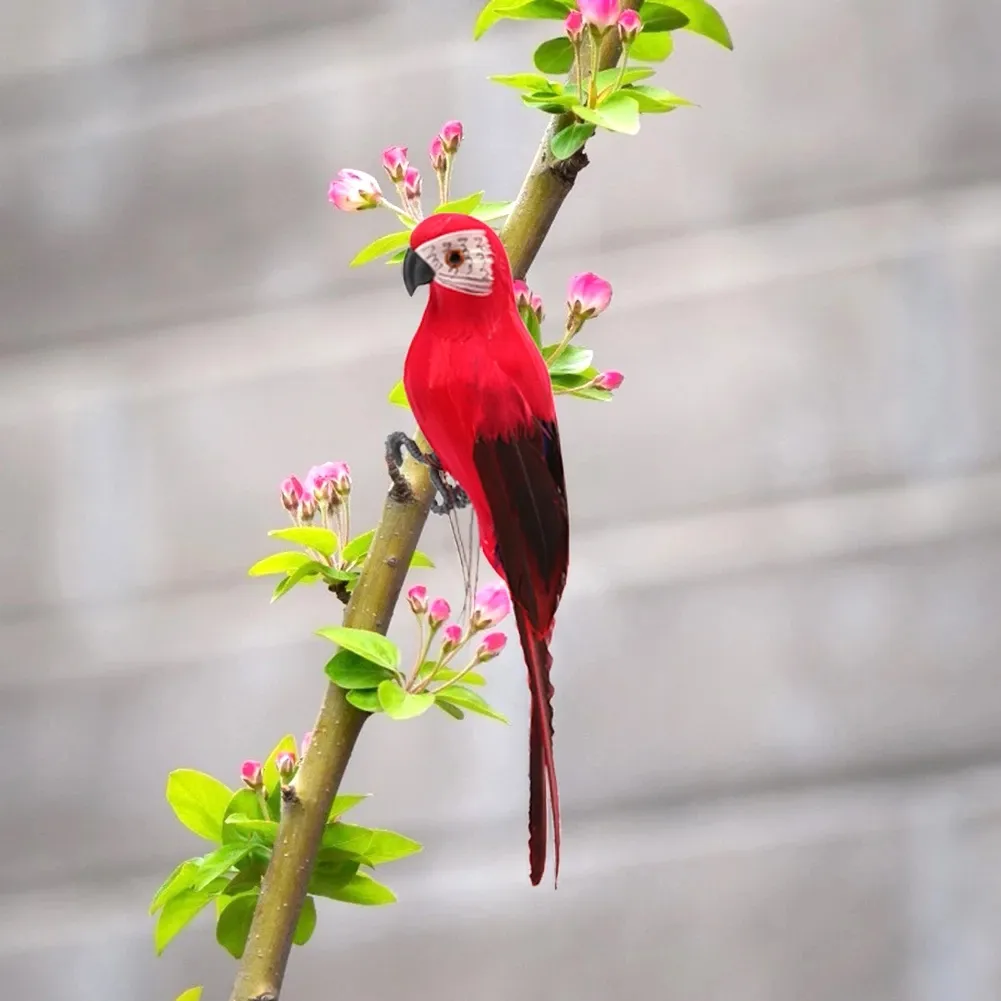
[3,0,1001,998]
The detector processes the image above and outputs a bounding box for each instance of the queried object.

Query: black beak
[402,248,435,297]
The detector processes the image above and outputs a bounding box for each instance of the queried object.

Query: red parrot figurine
[397,212,569,886]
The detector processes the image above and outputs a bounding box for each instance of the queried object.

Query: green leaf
[262,734,298,794]
[386,248,407,264]
[473,0,572,39]
[341,529,376,565]
[629,30,674,62]
[520,305,543,347]
[651,0,732,48]
[323,871,397,905]
[346,688,382,713]
[224,815,279,843]
[150,859,200,914]
[410,549,435,569]
[350,230,411,267]
[388,380,410,409]
[592,67,656,90]
[543,344,594,375]
[176,989,203,1001]
[523,94,577,114]
[317,626,401,670]
[325,649,397,690]
[222,788,267,844]
[418,662,487,686]
[378,680,435,720]
[222,861,267,898]
[292,895,317,947]
[573,93,641,135]
[155,889,214,955]
[329,793,371,820]
[247,551,312,577]
[471,200,514,223]
[270,560,324,601]
[533,36,575,74]
[434,191,484,215]
[624,84,693,112]
[215,893,257,960]
[435,686,509,723]
[436,699,465,720]
[551,122,595,161]
[267,526,338,556]
[488,72,557,92]
[571,385,614,401]
[323,822,423,865]
[166,770,233,843]
[309,861,361,897]
[193,843,253,891]
[637,2,689,32]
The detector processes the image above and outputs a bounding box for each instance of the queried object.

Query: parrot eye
[414,229,495,297]
[445,248,466,268]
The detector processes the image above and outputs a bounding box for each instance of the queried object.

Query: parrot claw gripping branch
[145,3,732,999]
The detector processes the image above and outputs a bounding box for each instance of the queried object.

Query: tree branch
[228,15,637,997]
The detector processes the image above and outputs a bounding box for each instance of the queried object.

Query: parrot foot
[384,432,470,515]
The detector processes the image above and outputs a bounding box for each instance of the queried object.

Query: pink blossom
[381,145,409,183]
[471,583,512,629]
[440,120,463,154]
[305,461,351,500]
[301,731,313,755]
[428,597,451,627]
[407,584,428,614]
[578,0,620,30]
[276,751,297,781]
[564,9,584,41]
[475,632,508,662]
[617,8,642,42]
[299,494,317,523]
[442,623,463,651]
[241,759,263,789]
[428,135,447,172]
[280,475,304,513]
[327,169,383,211]
[529,291,545,321]
[595,370,624,391]
[513,280,532,309]
[403,165,422,202]
[567,271,613,319]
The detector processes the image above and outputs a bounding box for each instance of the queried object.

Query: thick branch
[228,16,637,997]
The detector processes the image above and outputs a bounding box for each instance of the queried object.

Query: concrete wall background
[2,0,1001,998]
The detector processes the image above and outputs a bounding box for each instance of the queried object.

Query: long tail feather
[514,604,560,886]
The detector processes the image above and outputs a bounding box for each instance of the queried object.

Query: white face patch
[414,229,494,297]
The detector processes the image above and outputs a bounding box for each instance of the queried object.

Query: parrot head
[402,213,513,303]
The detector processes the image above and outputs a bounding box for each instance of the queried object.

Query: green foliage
[326,649,398,689]
[435,190,484,214]
[434,685,509,723]
[551,122,595,161]
[533,37,574,74]
[154,765,420,959]
[645,0,733,48]
[176,989,203,1001]
[474,0,572,39]
[543,344,594,376]
[317,626,401,671]
[350,230,411,267]
[378,680,435,719]
[268,526,338,556]
[574,92,641,135]
[247,551,312,576]
[640,3,690,31]
[629,30,674,62]
[388,380,409,409]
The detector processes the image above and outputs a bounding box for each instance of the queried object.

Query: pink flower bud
[281,475,304,513]
[428,597,451,627]
[475,631,507,662]
[567,271,613,319]
[328,169,383,212]
[428,135,447,172]
[471,583,512,630]
[617,8,642,43]
[381,145,409,184]
[301,731,313,755]
[441,623,463,652]
[578,0,620,30]
[299,494,317,522]
[529,292,545,322]
[564,9,584,41]
[403,165,422,202]
[241,759,263,789]
[276,751,297,781]
[513,280,532,309]
[594,370,624,391]
[439,120,463,154]
[407,584,428,615]
[305,461,351,503]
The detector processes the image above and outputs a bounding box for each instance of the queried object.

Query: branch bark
[228,15,635,998]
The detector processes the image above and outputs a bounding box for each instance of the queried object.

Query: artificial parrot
[397,212,569,886]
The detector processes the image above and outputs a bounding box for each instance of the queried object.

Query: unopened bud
[617,8,642,44]
[428,597,451,628]
[471,583,512,630]
[441,623,463,653]
[407,584,428,615]
[381,145,409,184]
[241,759,263,790]
[594,370,624,391]
[475,632,507,663]
[281,475,304,514]
[276,751,297,782]
[429,135,447,173]
[403,165,422,203]
[564,9,584,42]
[439,120,463,155]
